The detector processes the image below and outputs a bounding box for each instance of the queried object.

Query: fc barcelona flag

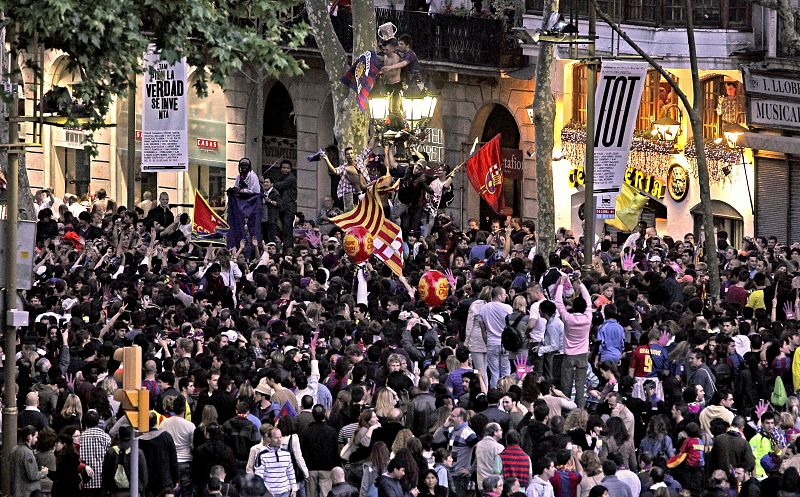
[341,51,382,112]
[192,190,229,234]
[466,134,505,214]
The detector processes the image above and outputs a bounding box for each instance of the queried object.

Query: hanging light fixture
[401,86,438,131]
[722,122,748,149]
[368,94,390,123]
[651,103,682,142]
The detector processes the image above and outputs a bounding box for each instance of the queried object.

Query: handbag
[340,441,354,461]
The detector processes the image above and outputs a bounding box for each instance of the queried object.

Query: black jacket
[222,416,260,462]
[193,439,238,492]
[300,421,339,471]
[138,429,179,495]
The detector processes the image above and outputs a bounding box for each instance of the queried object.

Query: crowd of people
[13,136,800,497]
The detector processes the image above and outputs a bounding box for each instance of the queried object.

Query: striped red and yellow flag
[331,180,404,277]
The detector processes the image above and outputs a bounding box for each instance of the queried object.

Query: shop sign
[623,167,665,199]
[501,149,524,180]
[197,138,219,150]
[667,164,689,202]
[743,67,800,132]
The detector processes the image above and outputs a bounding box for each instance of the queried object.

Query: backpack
[502,313,525,352]
[112,446,130,489]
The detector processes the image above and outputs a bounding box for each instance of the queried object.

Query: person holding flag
[227,157,263,252]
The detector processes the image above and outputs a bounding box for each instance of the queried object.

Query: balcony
[525,0,751,29]
[312,8,527,69]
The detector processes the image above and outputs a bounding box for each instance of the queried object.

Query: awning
[741,132,800,155]
[690,200,743,220]
[644,197,668,221]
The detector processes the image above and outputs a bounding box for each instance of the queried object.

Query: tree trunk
[685,0,720,300]
[532,0,559,257]
[253,65,265,176]
[306,0,371,154]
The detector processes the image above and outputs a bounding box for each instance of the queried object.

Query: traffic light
[113,345,150,432]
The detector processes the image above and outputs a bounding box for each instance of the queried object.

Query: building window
[572,64,588,125]
[637,70,680,132]
[700,76,745,140]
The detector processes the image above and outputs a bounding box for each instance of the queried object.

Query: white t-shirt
[528,299,547,343]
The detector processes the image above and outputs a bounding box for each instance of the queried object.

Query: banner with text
[141,46,188,172]
[591,61,648,219]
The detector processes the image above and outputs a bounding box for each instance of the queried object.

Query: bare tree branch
[591,0,692,115]
[589,0,721,299]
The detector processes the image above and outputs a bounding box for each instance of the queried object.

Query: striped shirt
[254,446,297,494]
[500,445,531,487]
[80,427,111,489]
[339,422,358,444]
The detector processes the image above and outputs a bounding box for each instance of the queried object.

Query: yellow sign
[568,167,585,187]
[623,167,665,199]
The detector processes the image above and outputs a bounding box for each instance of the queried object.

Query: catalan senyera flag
[331,177,404,277]
[192,190,229,234]
[466,134,504,214]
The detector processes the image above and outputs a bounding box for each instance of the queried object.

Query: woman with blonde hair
[52,394,82,433]
[392,429,415,455]
[578,450,604,497]
[193,404,219,447]
[374,387,398,421]
[508,295,530,364]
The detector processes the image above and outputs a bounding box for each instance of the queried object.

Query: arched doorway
[479,105,521,229]
[691,200,744,248]
[263,82,297,174]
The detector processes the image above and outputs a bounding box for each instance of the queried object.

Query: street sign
[0,220,37,290]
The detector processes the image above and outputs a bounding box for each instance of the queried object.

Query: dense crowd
[9,157,800,497]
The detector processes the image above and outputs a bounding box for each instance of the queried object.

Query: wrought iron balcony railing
[312,8,527,69]
[525,0,751,29]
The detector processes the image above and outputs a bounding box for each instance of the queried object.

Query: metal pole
[741,147,755,216]
[582,6,597,272]
[2,25,20,496]
[127,79,136,210]
[130,430,139,497]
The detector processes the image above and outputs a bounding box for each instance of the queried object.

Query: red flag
[192,190,229,234]
[466,134,505,213]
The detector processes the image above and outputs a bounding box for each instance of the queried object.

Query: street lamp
[368,94,390,123]
[652,104,682,142]
[721,122,754,215]
[722,122,748,149]
[401,88,437,131]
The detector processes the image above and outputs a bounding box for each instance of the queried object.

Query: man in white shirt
[160,395,196,497]
[527,283,547,375]
[479,286,512,388]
